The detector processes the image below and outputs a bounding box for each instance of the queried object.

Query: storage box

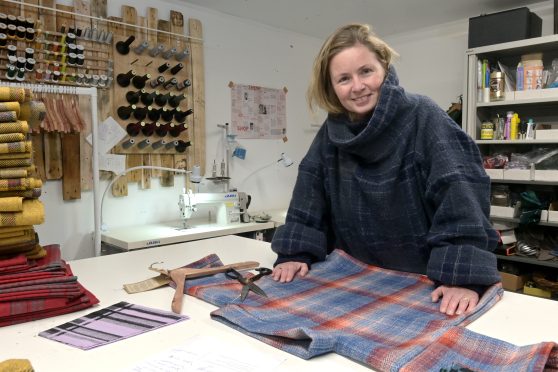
[534,169,558,181]
[523,284,552,298]
[503,169,532,181]
[490,205,516,218]
[468,7,542,48]
[535,129,558,140]
[500,272,528,291]
[485,168,504,179]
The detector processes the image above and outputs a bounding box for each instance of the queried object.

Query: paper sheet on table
[86,116,127,154]
[123,334,286,372]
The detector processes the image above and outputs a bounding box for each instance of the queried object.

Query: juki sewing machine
[178,190,251,229]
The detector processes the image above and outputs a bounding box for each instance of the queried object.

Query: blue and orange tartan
[179,250,558,371]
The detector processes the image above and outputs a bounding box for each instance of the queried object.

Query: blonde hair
[307,24,398,116]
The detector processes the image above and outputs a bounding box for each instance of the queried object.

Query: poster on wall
[230,82,287,139]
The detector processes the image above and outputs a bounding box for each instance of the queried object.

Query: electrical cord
[101,165,191,231]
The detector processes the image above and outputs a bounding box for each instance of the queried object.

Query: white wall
[36,0,555,260]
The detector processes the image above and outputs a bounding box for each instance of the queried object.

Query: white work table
[2,235,557,371]
[101,219,275,251]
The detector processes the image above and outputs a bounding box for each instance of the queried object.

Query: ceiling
[183,0,545,39]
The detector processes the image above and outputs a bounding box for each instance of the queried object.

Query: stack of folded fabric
[0,244,98,327]
[0,87,45,260]
[0,86,98,327]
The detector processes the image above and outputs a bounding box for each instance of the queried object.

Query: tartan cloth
[0,121,29,134]
[0,87,32,103]
[0,197,23,212]
[182,250,558,371]
[0,158,32,168]
[0,178,41,192]
[0,111,17,123]
[0,245,99,327]
[0,141,32,154]
[0,102,20,117]
[39,301,189,350]
[0,152,32,160]
[0,199,44,226]
[0,133,25,143]
[0,167,28,179]
[0,188,41,198]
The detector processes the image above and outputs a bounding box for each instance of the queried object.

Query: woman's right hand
[272,262,309,283]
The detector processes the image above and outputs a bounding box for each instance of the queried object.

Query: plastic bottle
[510,113,519,140]
[516,62,524,91]
[504,111,513,140]
[526,118,535,140]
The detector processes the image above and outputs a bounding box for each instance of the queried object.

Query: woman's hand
[431,285,479,316]
[272,262,309,283]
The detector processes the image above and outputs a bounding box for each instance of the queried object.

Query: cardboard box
[485,168,504,180]
[534,169,558,181]
[490,205,516,218]
[468,7,542,48]
[503,169,532,181]
[500,272,528,291]
[535,129,558,140]
[515,87,558,101]
[523,284,552,298]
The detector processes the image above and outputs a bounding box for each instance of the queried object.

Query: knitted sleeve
[271,131,331,265]
[417,99,501,287]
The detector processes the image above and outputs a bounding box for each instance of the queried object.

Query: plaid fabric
[0,199,44,227]
[183,250,557,371]
[0,102,20,117]
[0,188,41,198]
[0,87,31,103]
[0,141,31,154]
[0,167,28,179]
[0,121,29,134]
[0,133,25,143]
[0,178,41,192]
[0,111,17,123]
[0,245,99,327]
[39,301,189,350]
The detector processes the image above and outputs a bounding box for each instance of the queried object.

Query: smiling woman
[270,23,501,318]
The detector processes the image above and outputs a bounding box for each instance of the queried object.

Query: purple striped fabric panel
[182,249,558,371]
[39,301,189,350]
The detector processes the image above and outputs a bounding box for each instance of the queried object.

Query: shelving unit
[464,35,558,296]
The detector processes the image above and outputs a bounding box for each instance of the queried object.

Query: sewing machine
[178,191,251,228]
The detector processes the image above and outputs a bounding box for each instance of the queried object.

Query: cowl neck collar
[325,66,409,162]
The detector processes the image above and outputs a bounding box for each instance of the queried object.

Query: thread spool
[158,62,170,73]
[126,122,142,136]
[155,122,168,137]
[16,57,25,69]
[133,40,149,55]
[91,74,100,86]
[141,122,156,136]
[126,90,141,105]
[35,69,43,81]
[68,53,77,65]
[162,47,176,59]
[5,65,16,80]
[175,108,193,122]
[66,32,76,45]
[7,24,16,37]
[52,70,61,82]
[16,16,26,27]
[175,140,191,153]
[25,18,34,28]
[148,44,164,57]
[16,26,25,39]
[160,107,173,122]
[163,77,177,90]
[7,44,16,57]
[25,47,34,59]
[67,43,77,54]
[8,55,17,66]
[116,35,135,55]
[149,75,165,89]
[0,32,5,46]
[147,106,160,122]
[133,106,148,121]
[16,67,25,81]
[6,14,16,26]
[76,54,85,66]
[117,104,136,120]
[141,91,156,106]
[168,93,186,108]
[132,73,150,89]
[76,44,84,55]
[0,23,6,34]
[45,69,53,81]
[155,92,170,107]
[175,48,189,61]
[0,13,6,24]
[25,58,35,72]
[98,75,108,87]
[25,27,34,41]
[176,79,191,91]
[121,138,135,149]
[169,123,187,137]
[165,140,179,150]
[137,139,151,149]
[152,139,166,149]
[170,63,183,75]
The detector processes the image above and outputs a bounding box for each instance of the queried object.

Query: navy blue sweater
[272,67,500,287]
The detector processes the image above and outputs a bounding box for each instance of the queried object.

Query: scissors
[225,267,272,301]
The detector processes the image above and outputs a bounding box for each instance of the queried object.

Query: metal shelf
[490,216,558,227]
[491,179,558,185]
[496,254,558,269]
[476,140,558,145]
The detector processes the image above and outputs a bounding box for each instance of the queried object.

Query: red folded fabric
[0,254,27,269]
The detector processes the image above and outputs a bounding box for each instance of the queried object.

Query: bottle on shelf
[131,73,151,89]
[155,92,170,106]
[141,122,156,136]
[140,91,156,106]
[117,104,136,120]
[126,121,142,137]
[169,123,187,137]
[168,93,186,108]
[116,69,135,87]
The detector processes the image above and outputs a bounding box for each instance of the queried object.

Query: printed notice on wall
[230,83,286,139]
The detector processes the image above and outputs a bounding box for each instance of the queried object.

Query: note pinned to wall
[230,82,287,139]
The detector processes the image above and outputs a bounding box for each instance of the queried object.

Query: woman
[271,24,500,316]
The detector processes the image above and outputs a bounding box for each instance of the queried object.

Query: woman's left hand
[431,286,479,316]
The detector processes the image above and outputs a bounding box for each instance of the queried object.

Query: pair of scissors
[225,267,272,301]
